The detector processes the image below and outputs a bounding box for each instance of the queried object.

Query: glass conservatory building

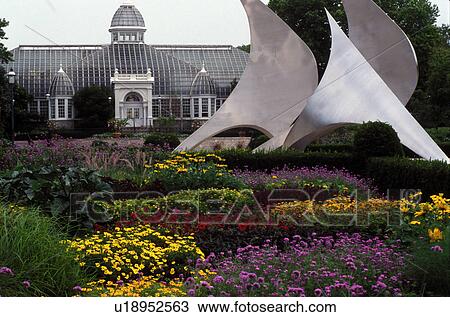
[4,4,249,130]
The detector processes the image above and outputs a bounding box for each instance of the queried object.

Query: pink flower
[431,245,444,253]
[73,286,83,292]
[0,267,14,276]
[22,280,31,289]
[314,288,323,297]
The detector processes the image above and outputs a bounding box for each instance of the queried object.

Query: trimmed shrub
[366,157,450,197]
[438,142,450,157]
[144,133,180,149]
[305,144,354,153]
[353,122,404,158]
[217,149,362,172]
[0,205,88,296]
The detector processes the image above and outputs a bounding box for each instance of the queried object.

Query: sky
[0,0,448,49]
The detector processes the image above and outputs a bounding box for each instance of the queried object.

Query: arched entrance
[124,92,144,128]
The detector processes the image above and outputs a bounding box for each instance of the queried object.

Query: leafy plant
[406,226,450,296]
[0,165,112,228]
[144,132,180,149]
[145,152,245,192]
[0,205,88,296]
[353,121,404,159]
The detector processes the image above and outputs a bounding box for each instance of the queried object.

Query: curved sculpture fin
[342,0,418,105]
[283,10,449,162]
[175,0,318,151]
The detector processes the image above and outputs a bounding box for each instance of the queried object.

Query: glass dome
[190,66,216,96]
[49,66,75,97]
[111,5,145,28]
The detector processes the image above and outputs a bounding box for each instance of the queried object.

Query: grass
[0,204,89,296]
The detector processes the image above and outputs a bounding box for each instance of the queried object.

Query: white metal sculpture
[175,0,318,151]
[176,0,449,163]
[282,10,449,163]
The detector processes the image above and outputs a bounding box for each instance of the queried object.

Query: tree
[237,44,251,53]
[425,46,450,126]
[0,18,13,63]
[73,86,114,129]
[0,66,43,137]
[230,78,239,93]
[268,0,345,76]
[268,0,442,83]
[268,0,448,127]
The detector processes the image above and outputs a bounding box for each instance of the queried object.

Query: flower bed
[184,233,413,297]
[64,225,205,283]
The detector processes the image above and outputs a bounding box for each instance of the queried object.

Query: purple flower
[212,275,225,284]
[184,277,195,287]
[431,245,444,253]
[73,286,83,292]
[22,280,31,289]
[116,280,124,286]
[314,288,323,297]
[187,289,196,297]
[291,270,301,280]
[0,267,14,276]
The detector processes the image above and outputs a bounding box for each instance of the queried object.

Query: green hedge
[305,144,354,153]
[217,149,362,171]
[366,157,450,197]
[144,132,180,149]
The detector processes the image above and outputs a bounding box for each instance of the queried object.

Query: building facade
[4,4,248,130]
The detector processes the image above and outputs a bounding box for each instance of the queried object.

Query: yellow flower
[272,175,278,179]
[409,221,421,225]
[428,228,443,242]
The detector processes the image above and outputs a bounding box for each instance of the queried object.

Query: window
[50,100,56,119]
[182,99,191,118]
[202,98,209,118]
[58,99,66,119]
[193,98,199,118]
[68,99,73,119]
[134,108,140,119]
[126,93,142,102]
[126,108,133,119]
[161,99,171,117]
[152,99,160,118]
[211,98,216,115]
[216,99,223,111]
[30,101,38,114]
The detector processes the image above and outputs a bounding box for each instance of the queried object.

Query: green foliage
[407,226,450,296]
[248,134,270,150]
[0,205,88,296]
[367,157,450,197]
[217,149,360,171]
[145,153,245,192]
[73,86,114,129]
[268,0,345,76]
[144,132,180,149]
[425,46,450,126]
[268,0,447,127]
[237,44,250,53]
[0,18,12,63]
[0,67,44,137]
[95,188,255,223]
[305,144,354,153]
[427,127,450,143]
[0,165,112,228]
[353,122,404,159]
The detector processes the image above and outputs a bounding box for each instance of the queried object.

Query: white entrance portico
[111,68,155,128]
